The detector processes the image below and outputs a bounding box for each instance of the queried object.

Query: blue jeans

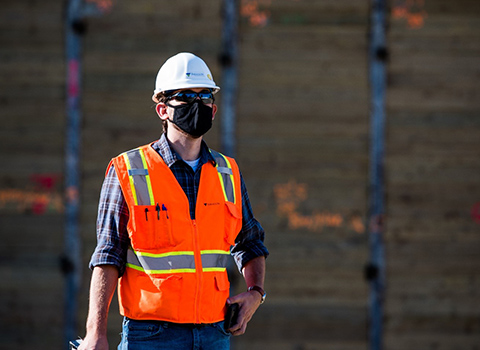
[118,317,231,350]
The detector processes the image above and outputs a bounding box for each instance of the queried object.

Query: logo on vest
[204,202,220,206]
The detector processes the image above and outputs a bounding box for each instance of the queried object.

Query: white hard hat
[154,52,220,95]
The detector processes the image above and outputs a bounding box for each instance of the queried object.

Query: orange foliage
[241,0,271,27]
[0,189,63,215]
[85,0,114,14]
[392,0,428,29]
[274,180,365,234]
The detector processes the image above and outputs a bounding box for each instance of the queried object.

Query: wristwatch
[248,285,266,304]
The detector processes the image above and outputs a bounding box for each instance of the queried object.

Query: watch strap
[248,285,266,304]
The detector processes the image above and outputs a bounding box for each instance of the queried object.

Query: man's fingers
[230,322,247,336]
[226,290,261,336]
[228,310,252,336]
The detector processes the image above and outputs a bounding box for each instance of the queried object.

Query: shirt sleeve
[230,173,269,272]
[89,165,130,276]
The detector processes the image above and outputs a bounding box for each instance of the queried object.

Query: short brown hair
[152,92,167,104]
[152,92,168,133]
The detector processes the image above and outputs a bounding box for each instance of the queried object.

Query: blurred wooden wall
[234,1,370,349]
[0,0,479,349]
[0,1,65,348]
[385,0,480,348]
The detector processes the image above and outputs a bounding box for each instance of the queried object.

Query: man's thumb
[227,295,239,304]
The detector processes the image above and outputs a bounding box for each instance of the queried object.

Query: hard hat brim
[154,83,220,96]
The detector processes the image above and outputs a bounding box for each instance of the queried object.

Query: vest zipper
[192,220,202,324]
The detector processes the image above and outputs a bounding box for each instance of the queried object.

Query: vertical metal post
[220,0,239,157]
[220,4,239,350]
[64,0,84,345]
[367,0,388,349]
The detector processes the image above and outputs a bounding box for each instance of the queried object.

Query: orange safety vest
[109,143,243,324]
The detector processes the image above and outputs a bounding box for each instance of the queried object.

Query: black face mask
[167,100,213,137]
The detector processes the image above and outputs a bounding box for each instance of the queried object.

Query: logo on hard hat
[186,72,204,78]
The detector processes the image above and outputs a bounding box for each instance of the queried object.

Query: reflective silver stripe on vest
[126,249,230,274]
[216,167,233,175]
[128,168,148,176]
[209,150,236,204]
[126,249,196,274]
[201,251,230,271]
[123,149,154,206]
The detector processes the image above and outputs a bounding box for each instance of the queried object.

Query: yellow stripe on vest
[123,153,139,206]
[210,150,237,204]
[127,249,231,274]
[138,148,155,206]
[123,148,155,206]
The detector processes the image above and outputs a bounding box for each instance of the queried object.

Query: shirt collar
[153,133,216,168]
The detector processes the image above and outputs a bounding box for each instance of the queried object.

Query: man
[79,52,268,350]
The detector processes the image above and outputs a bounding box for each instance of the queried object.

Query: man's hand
[77,335,108,350]
[226,289,262,336]
[78,265,118,350]
[226,256,266,336]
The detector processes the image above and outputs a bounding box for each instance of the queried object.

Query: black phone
[224,303,239,331]
[69,339,82,349]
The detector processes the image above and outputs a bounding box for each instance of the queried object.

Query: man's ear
[212,104,217,121]
[155,103,169,121]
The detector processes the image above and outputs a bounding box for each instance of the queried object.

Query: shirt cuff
[89,253,125,277]
[231,238,269,273]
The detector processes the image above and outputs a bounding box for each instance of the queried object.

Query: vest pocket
[145,274,182,321]
[224,202,242,246]
[132,205,174,250]
[213,272,230,319]
[214,272,230,292]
